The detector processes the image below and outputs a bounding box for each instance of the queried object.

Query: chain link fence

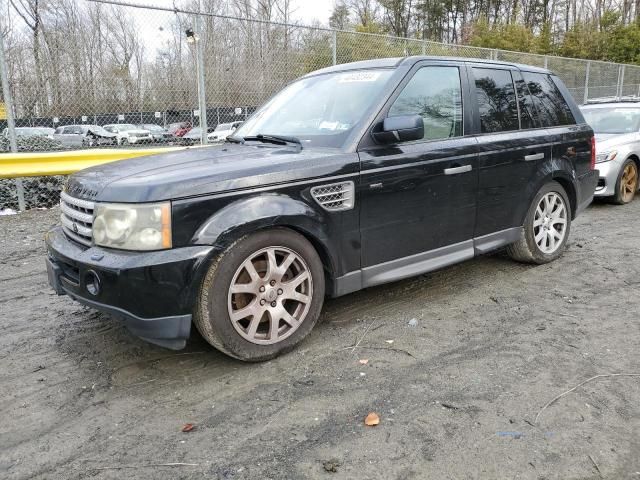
[2,0,640,213]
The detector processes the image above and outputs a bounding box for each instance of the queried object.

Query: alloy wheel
[227,246,313,345]
[620,163,638,203]
[533,192,568,254]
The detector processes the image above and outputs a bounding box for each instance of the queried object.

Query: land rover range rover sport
[46,56,598,361]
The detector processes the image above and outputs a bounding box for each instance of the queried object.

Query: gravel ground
[1,200,640,480]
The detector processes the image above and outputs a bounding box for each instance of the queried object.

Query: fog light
[85,270,101,296]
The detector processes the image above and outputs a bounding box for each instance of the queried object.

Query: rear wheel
[507,181,571,264]
[194,229,325,361]
[612,159,638,205]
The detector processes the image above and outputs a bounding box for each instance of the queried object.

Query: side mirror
[372,114,424,144]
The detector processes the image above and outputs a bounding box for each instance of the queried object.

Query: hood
[594,132,640,153]
[65,144,353,203]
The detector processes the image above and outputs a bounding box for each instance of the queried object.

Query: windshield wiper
[241,134,302,149]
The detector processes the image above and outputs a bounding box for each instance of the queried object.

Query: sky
[123,0,334,57]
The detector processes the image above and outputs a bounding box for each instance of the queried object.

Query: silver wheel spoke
[230,302,258,322]
[230,282,257,294]
[244,261,261,283]
[280,311,300,328]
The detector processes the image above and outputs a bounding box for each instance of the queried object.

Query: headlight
[596,150,617,163]
[93,202,171,250]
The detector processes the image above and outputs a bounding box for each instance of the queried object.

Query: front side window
[523,72,575,127]
[388,66,463,141]
[473,68,519,133]
[233,69,394,148]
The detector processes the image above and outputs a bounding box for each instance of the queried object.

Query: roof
[304,55,551,78]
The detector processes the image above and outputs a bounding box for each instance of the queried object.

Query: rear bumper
[45,226,213,349]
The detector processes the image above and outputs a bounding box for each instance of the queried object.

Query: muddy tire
[193,228,325,362]
[507,181,572,264]
[611,159,638,205]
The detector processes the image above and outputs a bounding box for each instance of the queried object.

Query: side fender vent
[310,181,355,211]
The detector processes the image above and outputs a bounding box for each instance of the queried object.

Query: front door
[358,63,479,286]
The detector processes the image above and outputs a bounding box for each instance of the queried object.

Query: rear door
[471,66,551,238]
[522,72,593,209]
[358,61,479,281]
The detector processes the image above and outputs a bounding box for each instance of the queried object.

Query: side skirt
[331,227,523,297]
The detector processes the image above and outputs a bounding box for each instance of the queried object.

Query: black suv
[46,56,598,361]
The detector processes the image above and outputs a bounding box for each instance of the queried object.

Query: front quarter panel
[172,184,361,279]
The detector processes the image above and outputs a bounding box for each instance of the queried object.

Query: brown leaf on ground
[364,412,380,426]
[181,423,195,432]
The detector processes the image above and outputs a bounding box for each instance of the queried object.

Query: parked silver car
[581,101,640,204]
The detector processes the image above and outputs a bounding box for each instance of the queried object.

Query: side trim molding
[363,240,474,288]
[473,227,523,255]
[332,227,524,297]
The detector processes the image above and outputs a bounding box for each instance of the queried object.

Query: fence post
[194,0,208,146]
[0,28,26,212]
[332,30,337,66]
[617,65,625,99]
[544,56,549,69]
[583,61,591,105]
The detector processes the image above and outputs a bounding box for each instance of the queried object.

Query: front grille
[310,181,355,211]
[60,191,94,247]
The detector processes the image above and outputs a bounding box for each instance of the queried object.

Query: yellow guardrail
[0,146,195,179]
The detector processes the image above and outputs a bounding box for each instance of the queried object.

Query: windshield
[215,123,233,131]
[582,107,640,134]
[117,124,138,131]
[87,125,111,136]
[142,124,164,132]
[16,127,49,136]
[233,69,394,148]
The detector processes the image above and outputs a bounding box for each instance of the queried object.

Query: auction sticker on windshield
[338,71,382,83]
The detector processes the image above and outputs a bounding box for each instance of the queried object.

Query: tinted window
[522,72,575,127]
[473,68,519,133]
[388,66,463,140]
[513,73,535,129]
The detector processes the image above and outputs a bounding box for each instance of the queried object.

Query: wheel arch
[191,194,339,285]
[551,173,578,219]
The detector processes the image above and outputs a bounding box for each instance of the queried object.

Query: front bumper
[45,226,213,349]
[594,159,621,197]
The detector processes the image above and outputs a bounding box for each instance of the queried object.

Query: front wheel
[612,159,638,205]
[193,228,325,361]
[507,181,572,264]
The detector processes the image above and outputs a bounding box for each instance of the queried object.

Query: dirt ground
[1,199,640,480]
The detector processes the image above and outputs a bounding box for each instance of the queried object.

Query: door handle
[444,165,472,175]
[524,153,544,161]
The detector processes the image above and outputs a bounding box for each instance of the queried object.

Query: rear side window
[522,72,575,127]
[389,66,463,141]
[473,68,519,133]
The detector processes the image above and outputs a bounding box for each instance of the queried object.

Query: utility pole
[0,26,25,211]
[195,0,208,146]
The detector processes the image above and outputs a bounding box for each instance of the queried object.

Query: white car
[581,101,640,204]
[207,121,242,143]
[103,123,153,145]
